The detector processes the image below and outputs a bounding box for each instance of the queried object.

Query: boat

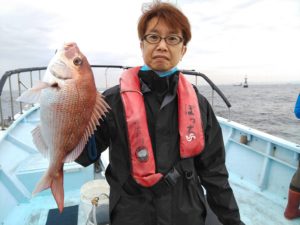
[243,76,249,88]
[233,82,243,87]
[0,66,299,225]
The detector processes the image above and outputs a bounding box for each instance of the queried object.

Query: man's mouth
[153,55,169,60]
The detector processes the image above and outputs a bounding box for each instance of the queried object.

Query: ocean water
[198,83,300,144]
[1,84,299,144]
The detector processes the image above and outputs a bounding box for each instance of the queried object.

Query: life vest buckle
[164,167,181,186]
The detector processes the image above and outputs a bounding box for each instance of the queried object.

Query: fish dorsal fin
[32,125,49,157]
[16,82,52,104]
[64,92,110,163]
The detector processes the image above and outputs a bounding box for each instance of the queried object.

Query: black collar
[138,70,179,109]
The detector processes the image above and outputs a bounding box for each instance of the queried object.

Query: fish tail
[32,171,52,196]
[50,171,64,213]
[32,170,64,213]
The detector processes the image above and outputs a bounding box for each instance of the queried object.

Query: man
[295,94,300,119]
[76,2,244,225]
[284,94,300,219]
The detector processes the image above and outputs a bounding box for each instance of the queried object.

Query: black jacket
[76,70,244,225]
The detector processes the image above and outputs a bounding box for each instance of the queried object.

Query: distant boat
[233,82,243,87]
[243,76,248,88]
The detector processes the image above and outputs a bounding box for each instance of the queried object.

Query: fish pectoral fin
[16,81,51,103]
[32,125,49,156]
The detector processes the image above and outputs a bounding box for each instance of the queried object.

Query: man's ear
[140,41,144,51]
[181,45,187,57]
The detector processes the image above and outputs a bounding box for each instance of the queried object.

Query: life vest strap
[122,158,195,197]
[120,67,205,187]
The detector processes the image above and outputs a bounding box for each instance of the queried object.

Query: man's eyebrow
[148,28,159,33]
[147,28,180,35]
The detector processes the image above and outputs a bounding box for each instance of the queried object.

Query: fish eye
[73,57,82,66]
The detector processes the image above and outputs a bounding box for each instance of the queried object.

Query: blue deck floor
[2,176,300,225]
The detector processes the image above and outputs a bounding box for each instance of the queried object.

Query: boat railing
[0,65,231,130]
[0,67,47,130]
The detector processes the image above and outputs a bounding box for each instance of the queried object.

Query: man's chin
[151,65,171,72]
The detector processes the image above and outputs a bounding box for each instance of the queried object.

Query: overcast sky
[0,0,300,84]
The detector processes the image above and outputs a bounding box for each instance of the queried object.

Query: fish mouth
[49,59,71,80]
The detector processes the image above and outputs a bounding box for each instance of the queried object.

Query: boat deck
[2,177,300,225]
[231,178,299,225]
[1,104,300,225]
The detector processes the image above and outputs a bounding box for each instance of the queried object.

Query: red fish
[17,42,109,212]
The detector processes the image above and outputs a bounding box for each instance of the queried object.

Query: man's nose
[156,38,168,50]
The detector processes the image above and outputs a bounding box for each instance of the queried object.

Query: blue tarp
[295,94,300,119]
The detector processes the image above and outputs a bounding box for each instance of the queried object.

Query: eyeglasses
[143,34,183,45]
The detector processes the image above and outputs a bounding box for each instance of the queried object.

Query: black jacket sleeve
[194,92,244,225]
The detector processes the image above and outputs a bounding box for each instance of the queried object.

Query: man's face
[140,17,187,71]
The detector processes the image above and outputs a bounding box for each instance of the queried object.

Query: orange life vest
[120,67,205,187]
